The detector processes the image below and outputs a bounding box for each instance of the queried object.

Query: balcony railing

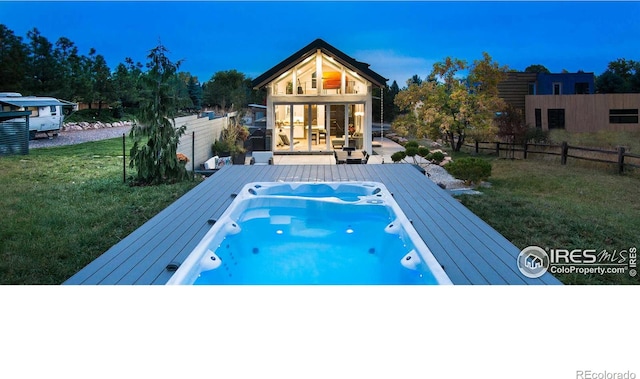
[274,80,359,95]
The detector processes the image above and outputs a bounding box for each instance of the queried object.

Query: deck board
[64,164,561,285]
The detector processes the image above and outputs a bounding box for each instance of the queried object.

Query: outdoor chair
[279,133,299,146]
[250,151,274,165]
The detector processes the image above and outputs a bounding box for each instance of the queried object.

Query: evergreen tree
[129,43,188,185]
[91,53,113,112]
[187,75,203,110]
[25,28,60,95]
[0,24,28,92]
[53,37,80,100]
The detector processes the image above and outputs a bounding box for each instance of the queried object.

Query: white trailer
[0,92,77,139]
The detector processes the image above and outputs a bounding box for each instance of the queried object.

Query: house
[498,71,595,119]
[251,39,388,154]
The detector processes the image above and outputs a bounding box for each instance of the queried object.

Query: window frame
[609,109,639,124]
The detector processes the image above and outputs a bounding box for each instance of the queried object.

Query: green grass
[549,129,640,152]
[456,158,640,284]
[0,138,201,284]
[3,133,638,285]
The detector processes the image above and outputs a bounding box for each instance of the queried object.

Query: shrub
[390,151,407,163]
[417,146,430,157]
[405,146,419,158]
[428,151,445,164]
[525,127,550,143]
[445,157,492,184]
[405,140,419,149]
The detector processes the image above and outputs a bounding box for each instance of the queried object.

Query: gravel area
[423,163,468,189]
[29,125,132,149]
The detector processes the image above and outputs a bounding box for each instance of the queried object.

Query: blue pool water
[166,182,452,285]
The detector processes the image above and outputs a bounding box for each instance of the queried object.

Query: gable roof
[251,38,388,89]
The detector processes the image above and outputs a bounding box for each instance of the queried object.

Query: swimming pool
[166,181,452,285]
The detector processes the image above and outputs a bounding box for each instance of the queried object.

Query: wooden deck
[64,164,562,285]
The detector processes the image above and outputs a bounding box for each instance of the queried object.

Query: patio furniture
[193,156,221,177]
[334,148,366,164]
[279,133,299,147]
[250,151,274,165]
[318,128,327,144]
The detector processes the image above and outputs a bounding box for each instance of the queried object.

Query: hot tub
[166,182,452,285]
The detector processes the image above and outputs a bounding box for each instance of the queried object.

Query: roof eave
[251,39,387,90]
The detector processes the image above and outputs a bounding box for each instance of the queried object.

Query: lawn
[0,138,201,284]
[2,135,639,285]
[455,157,640,284]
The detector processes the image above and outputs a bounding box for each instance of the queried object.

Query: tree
[596,58,640,93]
[91,53,114,112]
[524,64,550,74]
[0,24,28,92]
[112,60,141,110]
[53,37,81,100]
[129,43,189,185]
[187,76,203,111]
[112,57,144,109]
[496,104,528,158]
[407,74,423,87]
[202,69,249,111]
[394,53,507,151]
[25,28,60,95]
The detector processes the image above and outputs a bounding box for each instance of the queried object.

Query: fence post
[496,142,500,156]
[122,133,126,183]
[191,131,196,180]
[523,143,528,160]
[618,146,626,174]
[475,140,479,154]
[561,141,568,165]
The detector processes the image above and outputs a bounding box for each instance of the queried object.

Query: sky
[1,1,640,87]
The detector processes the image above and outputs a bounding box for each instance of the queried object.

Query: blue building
[498,71,596,119]
[532,72,595,95]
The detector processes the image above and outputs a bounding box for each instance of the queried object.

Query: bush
[390,151,406,163]
[64,108,135,123]
[525,127,550,143]
[405,146,419,158]
[417,146,430,157]
[445,157,492,184]
[404,140,419,149]
[428,151,445,164]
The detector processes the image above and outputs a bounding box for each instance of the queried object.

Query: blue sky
[2,1,640,86]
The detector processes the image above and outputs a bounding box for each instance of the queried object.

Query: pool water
[166,182,452,285]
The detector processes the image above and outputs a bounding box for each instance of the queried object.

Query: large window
[271,52,365,96]
[548,109,565,129]
[609,109,639,124]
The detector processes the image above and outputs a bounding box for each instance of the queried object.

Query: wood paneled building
[525,94,640,132]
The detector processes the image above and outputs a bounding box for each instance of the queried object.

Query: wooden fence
[465,140,640,174]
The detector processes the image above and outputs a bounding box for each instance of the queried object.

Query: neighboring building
[497,72,538,115]
[251,39,387,154]
[498,71,595,119]
[525,93,640,132]
[534,72,595,95]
